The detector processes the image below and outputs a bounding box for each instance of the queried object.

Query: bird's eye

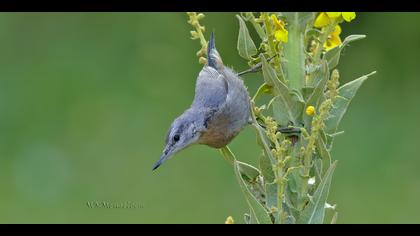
[173,134,180,142]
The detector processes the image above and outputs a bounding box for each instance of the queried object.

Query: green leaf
[241,12,266,41]
[267,96,277,110]
[234,160,273,224]
[302,87,314,101]
[264,182,283,224]
[284,214,296,224]
[284,184,300,219]
[260,54,303,125]
[305,28,322,41]
[236,15,258,60]
[331,212,338,224]
[324,71,376,134]
[316,137,331,164]
[324,35,366,70]
[320,128,334,150]
[244,213,251,224]
[272,96,293,126]
[286,140,305,197]
[306,61,329,105]
[324,97,349,134]
[259,153,275,183]
[265,182,278,220]
[303,62,329,128]
[286,168,299,194]
[314,137,333,180]
[220,147,260,182]
[252,83,273,101]
[313,158,323,183]
[272,96,304,126]
[249,212,258,224]
[219,146,235,165]
[237,161,261,182]
[290,90,305,103]
[252,123,276,165]
[251,104,275,173]
[282,201,298,224]
[339,71,376,100]
[298,161,337,224]
[260,54,288,89]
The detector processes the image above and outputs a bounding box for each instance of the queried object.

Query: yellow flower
[306,106,316,116]
[341,12,356,22]
[324,25,342,51]
[225,216,234,224]
[314,12,330,28]
[271,14,288,43]
[314,12,356,28]
[326,12,342,18]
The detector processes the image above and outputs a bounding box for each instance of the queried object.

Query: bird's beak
[152,146,172,171]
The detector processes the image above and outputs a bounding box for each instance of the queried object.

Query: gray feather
[207,32,223,71]
[192,66,228,109]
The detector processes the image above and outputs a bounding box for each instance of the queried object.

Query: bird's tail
[207,32,224,70]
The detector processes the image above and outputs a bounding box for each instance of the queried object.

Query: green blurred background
[0,12,419,223]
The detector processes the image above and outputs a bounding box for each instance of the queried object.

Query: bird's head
[153,110,201,170]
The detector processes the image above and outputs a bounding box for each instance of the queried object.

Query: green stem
[283,12,305,93]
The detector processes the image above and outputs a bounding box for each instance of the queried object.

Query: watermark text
[86,201,144,209]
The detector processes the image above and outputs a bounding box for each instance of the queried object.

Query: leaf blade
[234,160,273,224]
[236,15,258,60]
[324,34,366,70]
[298,161,337,224]
[260,54,302,125]
[324,71,376,134]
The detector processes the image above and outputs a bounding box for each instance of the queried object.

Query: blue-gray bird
[152,33,251,170]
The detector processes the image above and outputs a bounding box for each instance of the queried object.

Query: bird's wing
[192,66,228,109]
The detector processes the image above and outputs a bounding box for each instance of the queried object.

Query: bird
[152,32,251,170]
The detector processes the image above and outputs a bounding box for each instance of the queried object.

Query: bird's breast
[198,115,235,148]
[198,110,248,148]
